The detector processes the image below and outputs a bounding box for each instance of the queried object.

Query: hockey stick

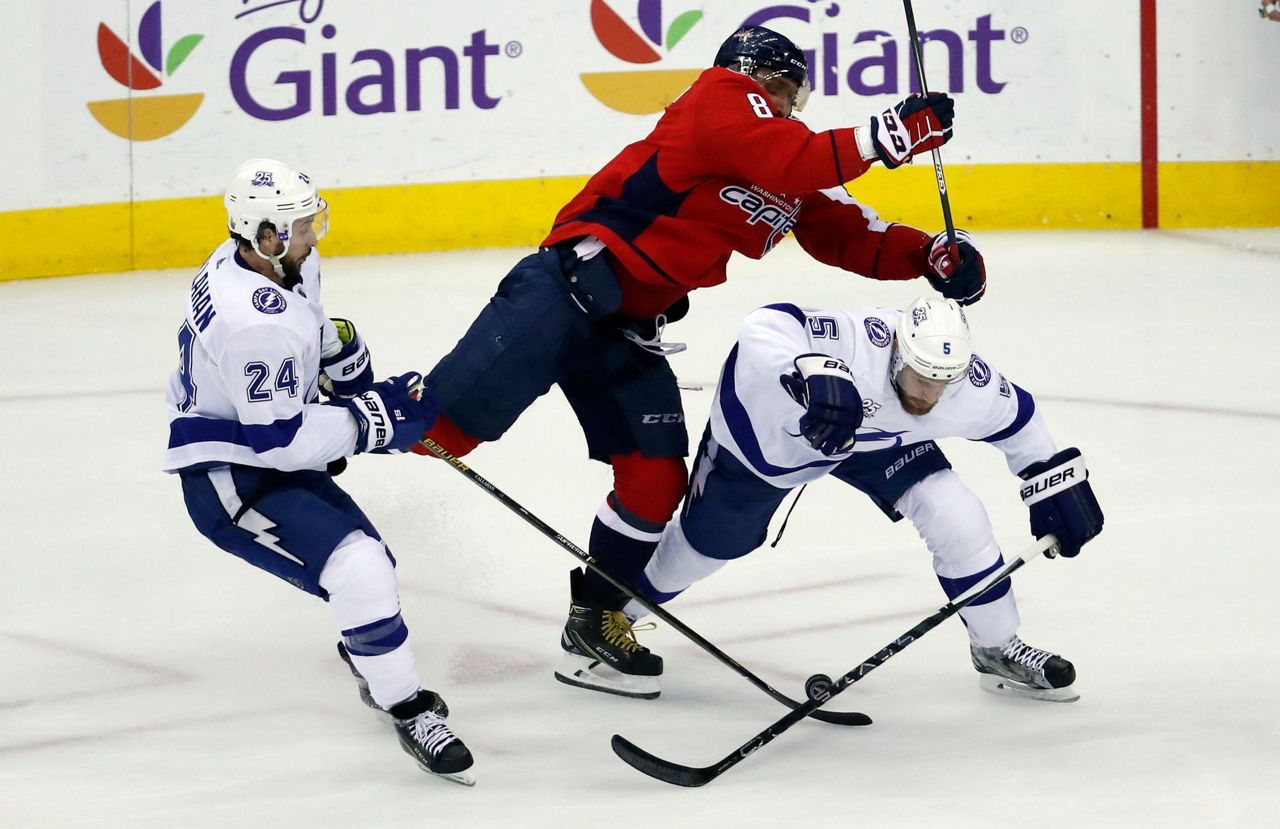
[418,437,871,727]
[903,0,957,245]
[611,534,1059,786]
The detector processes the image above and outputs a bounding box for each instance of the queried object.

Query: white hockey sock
[319,530,421,709]
[622,516,728,618]
[897,470,1021,648]
[958,591,1020,649]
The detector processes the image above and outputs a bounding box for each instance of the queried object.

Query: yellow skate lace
[600,611,656,653]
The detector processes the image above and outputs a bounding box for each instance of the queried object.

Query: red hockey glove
[869,92,955,169]
[926,229,986,306]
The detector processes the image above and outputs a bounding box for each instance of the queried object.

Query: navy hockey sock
[583,494,664,608]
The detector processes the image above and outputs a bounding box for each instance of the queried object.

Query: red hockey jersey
[542,67,933,320]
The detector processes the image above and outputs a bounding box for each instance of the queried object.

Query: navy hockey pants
[426,247,688,461]
[180,465,389,598]
[681,429,953,561]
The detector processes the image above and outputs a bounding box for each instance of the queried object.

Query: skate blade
[979,672,1080,703]
[554,652,660,700]
[429,768,475,787]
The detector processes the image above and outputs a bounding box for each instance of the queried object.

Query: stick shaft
[419,438,869,726]
[902,0,957,244]
[614,535,1057,785]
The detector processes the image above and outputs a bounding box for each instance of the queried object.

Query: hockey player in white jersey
[164,159,474,784]
[621,297,1103,701]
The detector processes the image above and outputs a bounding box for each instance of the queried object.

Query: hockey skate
[554,569,663,699]
[388,689,475,786]
[971,635,1079,703]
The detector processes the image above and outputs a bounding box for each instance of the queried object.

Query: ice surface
[2,229,1278,827]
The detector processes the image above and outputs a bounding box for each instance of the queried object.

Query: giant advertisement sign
[0,1,1276,272]
[0,0,1153,210]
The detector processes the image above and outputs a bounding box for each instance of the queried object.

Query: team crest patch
[968,355,992,387]
[864,316,892,347]
[252,286,287,314]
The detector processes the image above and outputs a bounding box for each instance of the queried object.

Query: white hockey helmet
[892,297,972,383]
[224,158,327,274]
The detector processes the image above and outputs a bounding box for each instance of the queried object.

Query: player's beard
[897,390,936,416]
[279,252,305,289]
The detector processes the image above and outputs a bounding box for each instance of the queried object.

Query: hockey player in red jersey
[416,25,986,699]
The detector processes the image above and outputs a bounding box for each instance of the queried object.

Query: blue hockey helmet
[714,25,811,111]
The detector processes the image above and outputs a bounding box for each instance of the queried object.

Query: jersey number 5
[244,359,299,402]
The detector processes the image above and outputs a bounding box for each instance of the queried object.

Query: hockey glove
[926,230,987,306]
[869,92,955,169]
[337,372,439,454]
[789,354,863,455]
[1019,448,1104,558]
[320,318,374,398]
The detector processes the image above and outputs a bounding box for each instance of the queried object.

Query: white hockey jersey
[163,239,356,473]
[708,303,1058,489]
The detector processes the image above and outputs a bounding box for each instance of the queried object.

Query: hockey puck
[805,673,834,702]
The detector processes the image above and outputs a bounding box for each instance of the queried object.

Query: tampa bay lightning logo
[968,354,992,387]
[252,286,287,314]
[864,316,891,347]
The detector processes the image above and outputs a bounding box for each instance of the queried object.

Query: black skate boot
[554,568,663,699]
[387,689,475,786]
[971,634,1079,702]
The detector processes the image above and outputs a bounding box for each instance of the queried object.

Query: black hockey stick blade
[612,735,715,787]
[806,708,871,726]
[611,536,1056,786]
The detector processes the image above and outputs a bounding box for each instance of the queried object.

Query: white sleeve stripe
[815,186,890,232]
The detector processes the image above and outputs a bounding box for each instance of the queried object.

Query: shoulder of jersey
[691,67,762,104]
[205,242,295,331]
[845,307,899,350]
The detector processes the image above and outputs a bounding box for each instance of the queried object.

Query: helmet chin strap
[249,229,291,283]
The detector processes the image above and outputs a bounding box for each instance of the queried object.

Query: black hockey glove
[925,230,986,306]
[1019,448,1104,558]
[785,354,863,455]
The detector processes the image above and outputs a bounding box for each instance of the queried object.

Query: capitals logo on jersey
[718,185,800,254]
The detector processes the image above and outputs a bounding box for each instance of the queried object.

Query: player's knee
[610,452,687,525]
[896,470,996,570]
[318,530,398,608]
